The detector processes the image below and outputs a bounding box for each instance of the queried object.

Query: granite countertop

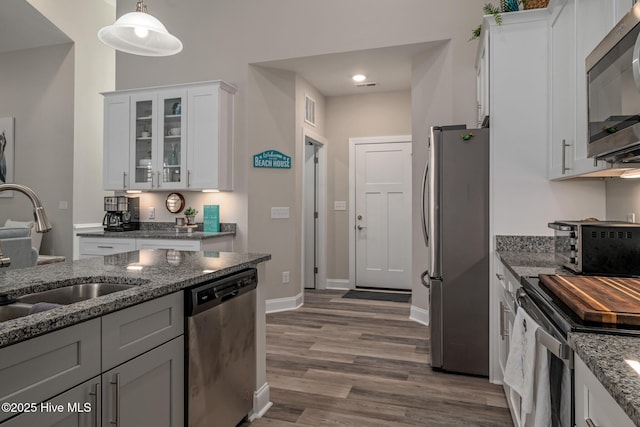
[496,235,639,425]
[77,222,236,240]
[0,249,270,348]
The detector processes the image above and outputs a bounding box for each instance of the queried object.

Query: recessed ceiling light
[352,74,367,82]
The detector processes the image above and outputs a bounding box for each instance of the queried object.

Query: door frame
[301,127,327,290]
[348,135,412,289]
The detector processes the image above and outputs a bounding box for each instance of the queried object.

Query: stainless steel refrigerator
[420,125,489,376]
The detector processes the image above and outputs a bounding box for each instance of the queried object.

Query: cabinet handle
[122,172,127,189]
[89,382,101,427]
[110,373,120,426]
[496,273,505,281]
[562,139,572,174]
[157,171,161,187]
[585,418,598,427]
[187,170,192,187]
[97,245,114,249]
[499,301,507,339]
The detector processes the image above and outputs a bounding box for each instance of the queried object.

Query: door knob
[357,225,364,230]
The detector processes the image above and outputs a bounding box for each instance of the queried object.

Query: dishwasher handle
[186,268,257,316]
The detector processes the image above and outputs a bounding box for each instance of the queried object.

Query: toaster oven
[548,220,640,276]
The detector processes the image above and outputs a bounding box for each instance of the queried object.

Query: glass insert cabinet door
[159,91,186,188]
[130,91,187,189]
[132,94,155,189]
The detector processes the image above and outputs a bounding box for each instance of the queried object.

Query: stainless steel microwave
[586,2,640,163]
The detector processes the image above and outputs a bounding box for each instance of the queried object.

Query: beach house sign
[253,150,291,169]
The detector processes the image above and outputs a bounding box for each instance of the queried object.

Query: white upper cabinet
[548,0,635,179]
[103,81,236,191]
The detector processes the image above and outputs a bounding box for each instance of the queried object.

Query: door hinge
[314,156,318,164]
[314,211,318,219]
[314,267,318,274]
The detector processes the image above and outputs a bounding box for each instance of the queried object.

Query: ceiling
[257,41,443,97]
[0,1,439,98]
[0,0,71,54]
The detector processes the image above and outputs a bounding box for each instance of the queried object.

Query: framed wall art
[0,117,14,197]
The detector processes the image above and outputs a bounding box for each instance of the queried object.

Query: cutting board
[539,274,640,326]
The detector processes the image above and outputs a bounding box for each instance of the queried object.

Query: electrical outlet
[628,212,636,223]
[271,207,290,219]
[148,207,155,219]
[282,271,290,283]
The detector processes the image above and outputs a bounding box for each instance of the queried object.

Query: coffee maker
[103,196,140,232]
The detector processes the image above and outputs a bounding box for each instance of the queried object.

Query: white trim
[265,292,304,314]
[348,135,412,289]
[325,279,353,290]
[301,128,327,291]
[409,305,429,326]
[249,382,272,421]
[72,222,105,261]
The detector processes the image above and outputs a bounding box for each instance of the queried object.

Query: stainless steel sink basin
[17,283,135,305]
[0,303,35,322]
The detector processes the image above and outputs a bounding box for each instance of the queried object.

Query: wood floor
[244,290,513,427]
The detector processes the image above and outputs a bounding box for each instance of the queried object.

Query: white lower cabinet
[0,293,184,427]
[79,236,232,258]
[575,355,635,427]
[78,238,137,259]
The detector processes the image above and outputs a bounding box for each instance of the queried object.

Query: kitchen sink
[0,303,34,322]
[17,283,135,305]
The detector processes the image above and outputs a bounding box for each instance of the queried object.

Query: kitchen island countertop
[497,242,640,426]
[77,222,236,240]
[0,250,270,348]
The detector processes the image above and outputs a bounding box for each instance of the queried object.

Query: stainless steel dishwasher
[185,268,257,427]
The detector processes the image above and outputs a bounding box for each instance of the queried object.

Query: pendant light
[98,0,182,57]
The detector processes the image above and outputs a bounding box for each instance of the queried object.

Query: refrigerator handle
[420,160,429,247]
[420,270,430,289]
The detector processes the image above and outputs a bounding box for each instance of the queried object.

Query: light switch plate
[334,201,347,211]
[271,207,290,219]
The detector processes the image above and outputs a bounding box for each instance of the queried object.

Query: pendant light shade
[98,1,182,57]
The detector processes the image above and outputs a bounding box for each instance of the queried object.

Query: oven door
[516,288,574,427]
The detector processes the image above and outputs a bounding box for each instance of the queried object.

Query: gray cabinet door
[0,319,101,423]
[101,336,184,427]
[1,377,101,427]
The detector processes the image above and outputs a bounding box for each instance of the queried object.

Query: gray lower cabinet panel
[101,292,184,371]
[102,336,184,427]
[0,319,101,423]
[1,378,100,427]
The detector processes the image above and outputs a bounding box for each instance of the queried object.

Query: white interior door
[354,141,411,289]
[304,140,319,289]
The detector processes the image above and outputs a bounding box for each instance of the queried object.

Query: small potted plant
[470,0,549,40]
[184,206,198,225]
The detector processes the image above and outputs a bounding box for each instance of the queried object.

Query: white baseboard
[249,382,272,421]
[410,304,429,326]
[325,278,353,290]
[265,292,303,314]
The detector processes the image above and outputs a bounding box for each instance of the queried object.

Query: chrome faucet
[0,184,52,268]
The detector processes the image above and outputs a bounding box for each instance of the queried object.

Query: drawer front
[201,236,233,252]
[0,319,101,422]
[79,238,136,256]
[135,239,201,251]
[102,292,184,370]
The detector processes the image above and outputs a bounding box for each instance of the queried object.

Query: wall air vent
[355,82,377,88]
[305,95,316,126]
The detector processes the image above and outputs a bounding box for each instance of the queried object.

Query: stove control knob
[570,257,577,264]
[569,231,576,238]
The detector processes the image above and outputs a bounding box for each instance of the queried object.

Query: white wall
[606,180,640,221]
[27,0,116,233]
[112,0,482,302]
[0,44,74,257]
